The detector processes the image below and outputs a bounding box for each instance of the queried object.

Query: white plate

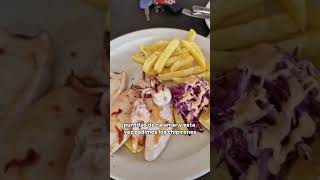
[205,1,210,29]
[110,28,210,180]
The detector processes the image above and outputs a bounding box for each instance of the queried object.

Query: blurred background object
[111,0,210,39]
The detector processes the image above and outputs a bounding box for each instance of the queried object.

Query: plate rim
[111,28,210,48]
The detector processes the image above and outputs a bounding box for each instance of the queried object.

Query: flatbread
[65,116,107,180]
[0,29,52,133]
[0,86,100,180]
[64,31,109,180]
[110,72,127,104]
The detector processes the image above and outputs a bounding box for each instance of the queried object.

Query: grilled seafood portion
[130,98,151,153]
[144,97,174,161]
[65,116,107,180]
[110,74,174,161]
[110,72,127,104]
[142,78,174,161]
[110,88,140,154]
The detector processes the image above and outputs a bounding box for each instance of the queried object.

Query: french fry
[172,77,187,84]
[187,29,197,41]
[175,45,181,53]
[190,42,203,56]
[171,71,210,83]
[215,3,264,29]
[277,0,307,31]
[132,52,146,64]
[165,52,190,67]
[154,39,180,73]
[145,70,157,77]
[197,71,210,80]
[158,66,205,81]
[125,138,144,153]
[131,29,210,82]
[176,63,193,71]
[276,31,320,58]
[172,47,188,56]
[140,45,150,57]
[143,52,160,74]
[141,41,169,56]
[206,62,210,71]
[199,108,210,130]
[182,40,207,69]
[213,13,299,50]
[213,0,263,25]
[134,41,165,64]
[160,67,171,74]
[165,56,178,68]
[190,42,208,68]
[170,55,194,72]
[166,64,194,75]
[143,41,169,51]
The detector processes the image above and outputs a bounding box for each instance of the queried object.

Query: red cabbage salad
[171,76,210,132]
[212,45,320,180]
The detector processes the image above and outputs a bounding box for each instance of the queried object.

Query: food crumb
[52,105,61,112]
[48,161,54,167]
[64,128,72,136]
[92,128,102,133]
[70,51,77,58]
[0,48,5,54]
[76,107,85,113]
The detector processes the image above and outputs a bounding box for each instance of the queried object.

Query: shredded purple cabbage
[212,46,320,180]
[171,76,210,132]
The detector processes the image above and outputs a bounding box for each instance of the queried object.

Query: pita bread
[110,72,127,103]
[64,32,109,180]
[0,86,100,180]
[65,116,107,180]
[0,29,52,134]
[0,28,109,180]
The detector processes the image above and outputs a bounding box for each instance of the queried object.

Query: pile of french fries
[213,0,320,70]
[132,29,210,83]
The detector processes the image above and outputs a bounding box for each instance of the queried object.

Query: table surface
[110,0,211,179]
[111,0,210,39]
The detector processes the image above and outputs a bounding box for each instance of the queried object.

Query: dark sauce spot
[115,126,124,144]
[145,94,152,98]
[92,128,102,133]
[70,51,77,58]
[111,109,122,115]
[52,105,61,112]
[0,48,5,54]
[76,107,85,113]
[13,33,33,39]
[4,149,40,173]
[48,161,55,167]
